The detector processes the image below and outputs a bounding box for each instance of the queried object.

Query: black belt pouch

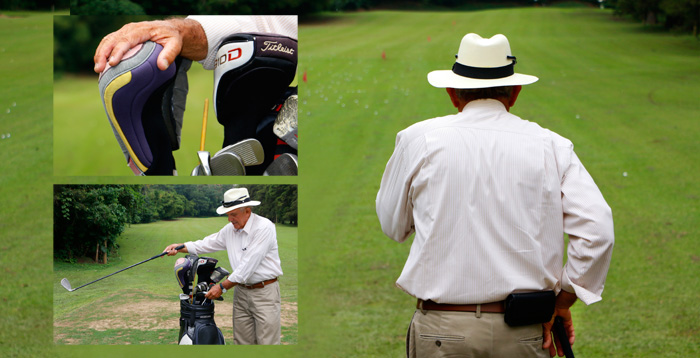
[504,291,555,327]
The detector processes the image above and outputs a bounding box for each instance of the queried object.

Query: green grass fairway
[54,63,221,176]
[0,12,54,358]
[299,8,699,358]
[54,217,298,345]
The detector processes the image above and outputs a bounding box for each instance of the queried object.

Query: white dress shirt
[187,15,298,70]
[376,99,614,306]
[185,213,283,285]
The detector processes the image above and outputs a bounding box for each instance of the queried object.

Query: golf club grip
[553,316,575,358]
[156,244,186,258]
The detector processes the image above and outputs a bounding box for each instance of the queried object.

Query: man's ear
[446,88,460,109]
[508,85,522,109]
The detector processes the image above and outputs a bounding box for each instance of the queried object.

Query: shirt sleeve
[376,131,424,243]
[227,223,276,284]
[186,15,298,70]
[559,149,615,305]
[185,230,228,255]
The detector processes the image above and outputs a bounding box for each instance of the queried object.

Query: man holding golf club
[163,187,283,345]
[376,33,614,357]
[94,16,298,176]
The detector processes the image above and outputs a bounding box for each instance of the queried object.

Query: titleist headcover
[213,33,297,174]
[99,41,191,175]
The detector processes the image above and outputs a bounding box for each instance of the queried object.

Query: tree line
[611,0,700,37]
[54,184,297,263]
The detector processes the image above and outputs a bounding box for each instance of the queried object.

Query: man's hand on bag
[205,283,223,300]
[542,290,577,357]
[94,18,207,73]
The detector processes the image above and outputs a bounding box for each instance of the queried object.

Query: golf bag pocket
[98,41,191,175]
[213,33,297,152]
[179,300,225,345]
[504,291,555,327]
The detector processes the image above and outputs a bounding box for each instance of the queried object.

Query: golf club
[197,151,212,176]
[60,244,185,292]
[264,153,298,176]
[212,138,265,167]
[273,94,298,149]
[210,152,246,176]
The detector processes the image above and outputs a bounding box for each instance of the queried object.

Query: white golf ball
[623,172,628,177]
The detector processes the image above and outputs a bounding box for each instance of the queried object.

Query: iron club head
[213,139,264,166]
[60,278,74,292]
[264,153,298,176]
[210,152,246,176]
[197,151,212,176]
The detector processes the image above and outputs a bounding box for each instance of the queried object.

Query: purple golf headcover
[99,41,190,175]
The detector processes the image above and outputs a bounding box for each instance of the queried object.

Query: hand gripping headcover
[214,33,297,174]
[98,41,191,175]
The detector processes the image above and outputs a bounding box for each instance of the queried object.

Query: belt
[241,278,277,289]
[417,299,506,313]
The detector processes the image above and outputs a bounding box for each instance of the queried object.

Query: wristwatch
[219,283,227,293]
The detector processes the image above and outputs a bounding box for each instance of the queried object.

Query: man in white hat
[164,187,283,344]
[376,33,614,357]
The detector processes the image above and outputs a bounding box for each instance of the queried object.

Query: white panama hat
[427,33,538,89]
[216,188,261,215]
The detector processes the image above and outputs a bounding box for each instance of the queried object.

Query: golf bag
[214,33,297,175]
[98,41,191,176]
[173,254,229,345]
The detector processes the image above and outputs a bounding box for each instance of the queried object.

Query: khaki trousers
[232,281,281,345]
[407,309,549,358]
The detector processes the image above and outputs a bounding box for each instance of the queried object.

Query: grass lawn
[0,12,54,358]
[53,217,298,345]
[298,8,699,358]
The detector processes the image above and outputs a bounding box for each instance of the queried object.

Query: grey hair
[454,86,515,103]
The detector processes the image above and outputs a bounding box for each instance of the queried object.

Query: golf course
[53,217,298,345]
[1,5,696,358]
[298,7,698,358]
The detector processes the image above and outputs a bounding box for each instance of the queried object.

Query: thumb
[156,40,181,71]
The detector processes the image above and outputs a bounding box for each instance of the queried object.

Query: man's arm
[94,17,208,73]
[559,150,615,305]
[376,132,425,243]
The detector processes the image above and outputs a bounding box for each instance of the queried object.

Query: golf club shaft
[68,244,185,291]
[553,316,574,358]
[200,98,208,151]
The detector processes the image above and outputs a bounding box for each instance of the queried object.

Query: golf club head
[273,94,298,150]
[213,138,264,166]
[210,152,246,176]
[264,153,298,176]
[197,151,212,176]
[60,278,74,292]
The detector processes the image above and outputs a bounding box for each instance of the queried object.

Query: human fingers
[94,22,157,73]
[155,38,182,71]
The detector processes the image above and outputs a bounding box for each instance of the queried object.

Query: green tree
[54,185,142,262]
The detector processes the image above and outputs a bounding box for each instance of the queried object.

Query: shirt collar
[461,98,507,112]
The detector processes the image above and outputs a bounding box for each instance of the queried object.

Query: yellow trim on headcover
[103,71,149,173]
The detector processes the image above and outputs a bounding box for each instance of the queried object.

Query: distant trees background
[0,0,69,10]
[612,0,700,36]
[54,184,297,262]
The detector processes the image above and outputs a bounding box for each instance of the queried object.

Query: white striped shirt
[185,213,283,285]
[187,15,297,70]
[376,99,614,305]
